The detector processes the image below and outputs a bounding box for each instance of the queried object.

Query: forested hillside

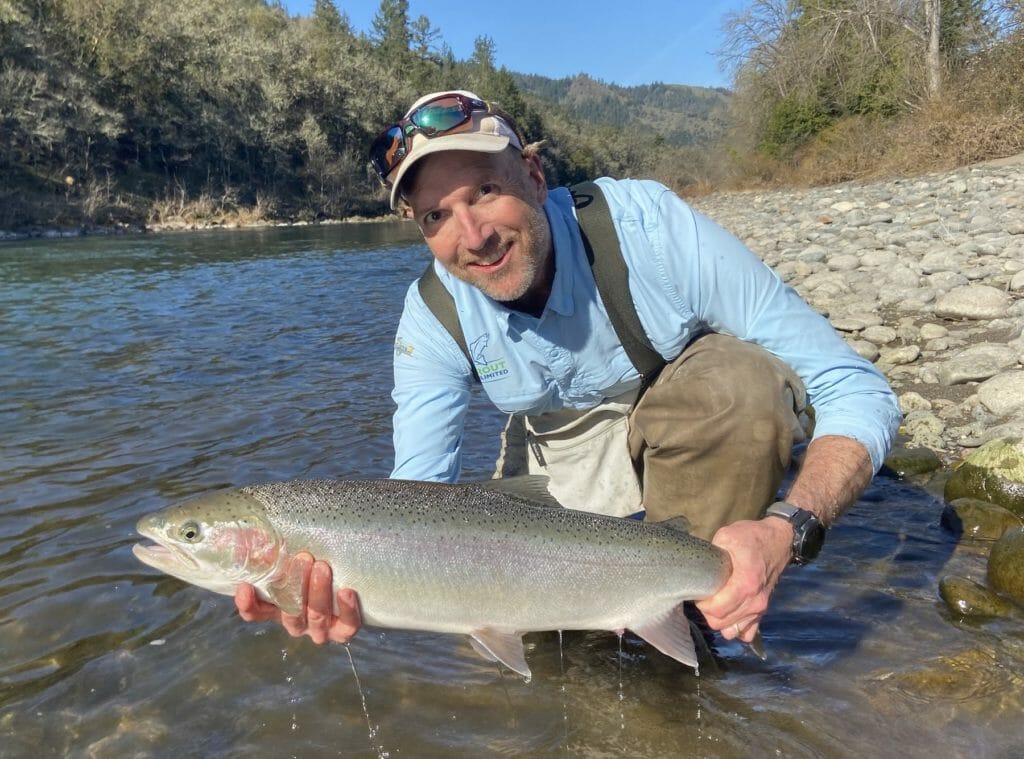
[514,74,730,148]
[2,0,1023,233]
[0,0,721,231]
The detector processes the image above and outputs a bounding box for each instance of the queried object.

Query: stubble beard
[454,204,552,305]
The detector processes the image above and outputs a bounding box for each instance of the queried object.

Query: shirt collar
[539,189,582,318]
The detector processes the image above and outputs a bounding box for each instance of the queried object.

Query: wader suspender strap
[417,257,478,380]
[416,180,665,385]
[569,181,665,385]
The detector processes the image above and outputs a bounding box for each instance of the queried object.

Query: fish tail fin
[629,606,699,674]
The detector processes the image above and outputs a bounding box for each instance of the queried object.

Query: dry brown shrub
[715,30,1024,191]
[791,116,897,185]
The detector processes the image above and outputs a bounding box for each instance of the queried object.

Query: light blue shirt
[391,177,901,481]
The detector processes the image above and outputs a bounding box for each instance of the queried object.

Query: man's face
[402,149,553,312]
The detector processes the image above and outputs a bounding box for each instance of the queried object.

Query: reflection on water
[2,226,1023,757]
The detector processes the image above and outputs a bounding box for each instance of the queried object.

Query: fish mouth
[132,541,201,574]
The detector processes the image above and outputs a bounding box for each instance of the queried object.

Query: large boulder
[987,527,1024,604]
[939,575,1017,618]
[940,497,1024,541]
[944,439,1024,515]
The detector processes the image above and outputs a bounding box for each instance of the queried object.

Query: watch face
[795,519,826,563]
[765,503,826,564]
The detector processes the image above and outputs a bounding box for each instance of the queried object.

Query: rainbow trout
[133,477,731,678]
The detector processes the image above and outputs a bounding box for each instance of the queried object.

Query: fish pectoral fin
[263,569,305,617]
[469,629,532,679]
[629,606,699,674]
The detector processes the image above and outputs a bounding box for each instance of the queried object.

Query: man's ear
[524,153,548,204]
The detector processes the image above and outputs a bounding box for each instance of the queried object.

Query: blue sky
[279,1,748,89]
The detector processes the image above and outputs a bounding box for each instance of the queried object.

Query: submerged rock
[940,497,1024,540]
[939,575,1017,618]
[943,439,1024,515]
[874,648,1011,704]
[988,527,1024,603]
[884,445,944,477]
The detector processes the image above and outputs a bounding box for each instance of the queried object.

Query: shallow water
[2,225,1023,758]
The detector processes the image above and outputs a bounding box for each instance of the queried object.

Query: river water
[2,224,1022,758]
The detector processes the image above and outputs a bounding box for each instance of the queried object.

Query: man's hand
[234,551,362,644]
[695,517,793,645]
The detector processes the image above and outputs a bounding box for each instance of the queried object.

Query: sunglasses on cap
[369,93,522,185]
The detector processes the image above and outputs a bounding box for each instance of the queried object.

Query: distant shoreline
[0,214,403,244]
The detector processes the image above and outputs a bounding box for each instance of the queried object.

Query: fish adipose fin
[629,605,699,674]
[469,629,532,679]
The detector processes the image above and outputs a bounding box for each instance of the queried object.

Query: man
[237,90,900,654]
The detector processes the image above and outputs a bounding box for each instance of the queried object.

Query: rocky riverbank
[691,156,1024,467]
[692,157,1024,617]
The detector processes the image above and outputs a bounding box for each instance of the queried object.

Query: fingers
[719,618,761,643]
[300,559,335,644]
[329,586,363,643]
[235,582,280,623]
[695,574,767,637]
[235,552,362,646]
[695,518,789,642]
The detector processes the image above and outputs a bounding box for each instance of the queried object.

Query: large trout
[133,476,731,678]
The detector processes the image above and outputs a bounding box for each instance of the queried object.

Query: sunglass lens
[411,97,469,134]
[370,125,406,177]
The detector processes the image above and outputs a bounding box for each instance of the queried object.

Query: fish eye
[179,521,202,542]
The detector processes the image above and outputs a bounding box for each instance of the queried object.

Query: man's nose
[453,205,493,251]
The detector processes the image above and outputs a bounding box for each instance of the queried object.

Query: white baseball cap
[375,90,524,209]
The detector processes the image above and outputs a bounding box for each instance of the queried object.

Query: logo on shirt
[470,332,509,382]
[394,336,414,357]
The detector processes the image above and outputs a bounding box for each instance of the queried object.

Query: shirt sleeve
[647,184,902,472]
[390,279,475,482]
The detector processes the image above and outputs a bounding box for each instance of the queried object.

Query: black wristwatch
[764,501,826,565]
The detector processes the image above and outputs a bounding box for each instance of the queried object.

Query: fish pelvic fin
[629,606,699,674]
[469,629,532,680]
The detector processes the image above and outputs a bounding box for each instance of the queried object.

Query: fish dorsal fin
[629,605,699,674]
[654,515,692,534]
[469,629,532,680]
[477,475,563,509]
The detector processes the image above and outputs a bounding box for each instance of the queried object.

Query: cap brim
[389,133,512,209]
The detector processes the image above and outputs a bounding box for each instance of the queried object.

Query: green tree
[371,0,410,61]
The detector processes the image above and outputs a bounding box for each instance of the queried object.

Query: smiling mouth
[470,246,511,271]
